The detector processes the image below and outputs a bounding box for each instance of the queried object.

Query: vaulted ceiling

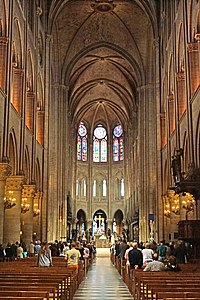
[48,0,158,131]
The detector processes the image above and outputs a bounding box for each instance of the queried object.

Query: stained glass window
[77,122,87,161]
[113,124,124,161]
[93,124,107,162]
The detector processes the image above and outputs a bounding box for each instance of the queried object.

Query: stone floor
[73,248,134,300]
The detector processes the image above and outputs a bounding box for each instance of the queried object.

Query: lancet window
[93,124,107,162]
[113,124,124,161]
[77,122,87,161]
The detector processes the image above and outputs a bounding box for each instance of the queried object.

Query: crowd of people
[111,239,191,272]
[0,240,96,268]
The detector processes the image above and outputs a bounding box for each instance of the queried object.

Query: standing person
[0,244,5,262]
[128,242,143,270]
[17,243,24,259]
[28,241,35,257]
[142,242,154,266]
[5,243,12,261]
[118,240,128,260]
[173,240,187,264]
[65,241,81,272]
[37,241,52,267]
[156,240,167,262]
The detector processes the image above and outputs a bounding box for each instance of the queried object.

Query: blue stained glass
[113,124,124,161]
[114,124,123,137]
[78,122,87,136]
[93,125,107,162]
[77,122,87,161]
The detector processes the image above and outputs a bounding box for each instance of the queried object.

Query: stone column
[37,110,44,145]
[107,218,113,233]
[160,112,166,148]
[0,163,12,243]
[21,185,36,246]
[33,192,42,241]
[26,92,35,131]
[168,93,175,135]
[188,43,199,95]
[0,37,8,89]
[4,176,25,244]
[176,72,186,118]
[12,68,24,113]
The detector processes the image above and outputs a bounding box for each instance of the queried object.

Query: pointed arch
[8,129,18,175]
[35,158,42,191]
[24,146,30,183]
[93,123,107,162]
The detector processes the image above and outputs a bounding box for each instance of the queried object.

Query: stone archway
[76,209,86,239]
[113,209,124,237]
[92,210,107,236]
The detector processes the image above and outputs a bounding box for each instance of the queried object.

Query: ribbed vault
[49,0,157,130]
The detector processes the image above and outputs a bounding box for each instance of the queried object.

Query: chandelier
[163,189,195,217]
[180,192,195,212]
[21,197,30,214]
[164,201,170,218]
[4,191,16,209]
[33,203,40,217]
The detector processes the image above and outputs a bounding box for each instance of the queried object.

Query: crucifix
[96,214,104,230]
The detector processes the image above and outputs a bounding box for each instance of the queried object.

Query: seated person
[143,253,165,272]
[165,255,181,272]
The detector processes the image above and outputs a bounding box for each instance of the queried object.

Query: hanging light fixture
[33,203,40,217]
[4,191,16,209]
[180,192,195,212]
[21,197,30,214]
[163,189,195,217]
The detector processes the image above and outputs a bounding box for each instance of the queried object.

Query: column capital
[22,185,36,198]
[176,71,185,81]
[0,37,9,45]
[167,93,174,102]
[6,176,26,191]
[160,112,166,120]
[34,191,43,201]
[195,33,200,42]
[188,42,198,52]
[0,163,12,180]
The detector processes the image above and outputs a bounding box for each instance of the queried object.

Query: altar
[94,233,110,248]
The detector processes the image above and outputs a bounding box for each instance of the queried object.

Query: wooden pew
[0,291,49,299]
[155,291,200,300]
[0,257,85,300]
[0,297,44,300]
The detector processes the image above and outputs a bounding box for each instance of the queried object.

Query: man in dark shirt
[128,242,143,270]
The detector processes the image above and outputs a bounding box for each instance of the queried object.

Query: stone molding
[176,72,185,81]
[188,43,198,52]
[6,176,26,191]
[22,185,36,198]
[0,163,12,180]
[0,37,8,44]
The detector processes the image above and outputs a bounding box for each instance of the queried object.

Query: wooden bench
[0,297,44,300]
[155,291,200,300]
[0,257,85,300]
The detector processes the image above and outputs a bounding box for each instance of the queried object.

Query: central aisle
[73,248,134,300]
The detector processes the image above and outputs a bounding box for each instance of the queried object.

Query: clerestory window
[77,122,87,161]
[93,124,107,162]
[113,124,124,161]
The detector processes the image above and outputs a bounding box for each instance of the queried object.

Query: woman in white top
[142,242,154,265]
[17,244,24,259]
